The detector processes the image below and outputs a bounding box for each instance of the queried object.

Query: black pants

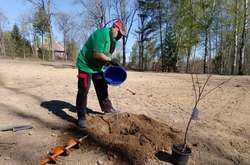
[76,70,113,118]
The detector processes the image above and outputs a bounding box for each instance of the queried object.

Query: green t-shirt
[76,27,117,73]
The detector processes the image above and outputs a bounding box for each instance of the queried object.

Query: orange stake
[39,136,88,165]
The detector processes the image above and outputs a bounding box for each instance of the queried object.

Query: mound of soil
[85,112,182,164]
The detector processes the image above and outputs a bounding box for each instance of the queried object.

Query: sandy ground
[0,59,250,165]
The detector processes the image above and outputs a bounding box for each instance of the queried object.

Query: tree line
[0,0,249,75]
[0,0,80,61]
[129,0,249,75]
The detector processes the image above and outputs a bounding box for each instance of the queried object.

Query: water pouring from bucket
[103,66,127,85]
[103,65,127,113]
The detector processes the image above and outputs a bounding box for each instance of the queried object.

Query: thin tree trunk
[30,33,34,57]
[122,36,126,66]
[141,32,144,71]
[49,27,54,61]
[208,29,212,74]
[42,31,44,61]
[0,29,6,56]
[238,0,248,75]
[215,21,218,58]
[187,0,194,73]
[35,35,38,58]
[139,15,145,71]
[186,47,191,73]
[63,31,66,62]
[48,24,54,61]
[10,38,15,59]
[138,17,141,70]
[192,45,197,73]
[228,44,233,74]
[124,8,137,67]
[159,1,164,72]
[138,41,141,71]
[231,0,238,75]
[23,44,26,59]
[138,18,141,71]
[145,51,148,71]
[219,9,224,75]
[48,0,54,61]
[242,1,248,73]
[1,40,6,56]
[31,44,35,57]
[203,28,208,74]
[32,33,38,58]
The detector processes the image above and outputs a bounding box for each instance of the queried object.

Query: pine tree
[11,24,23,58]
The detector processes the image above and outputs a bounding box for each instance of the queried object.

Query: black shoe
[77,117,87,128]
[104,108,119,113]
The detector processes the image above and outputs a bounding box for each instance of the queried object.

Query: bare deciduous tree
[231,0,239,75]
[75,0,108,29]
[56,12,74,61]
[26,0,54,60]
[0,12,7,57]
[112,0,137,66]
[238,0,248,75]
[20,14,34,58]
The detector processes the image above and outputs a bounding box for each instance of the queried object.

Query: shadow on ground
[40,100,77,124]
[155,151,173,163]
[40,63,75,69]
[40,100,103,124]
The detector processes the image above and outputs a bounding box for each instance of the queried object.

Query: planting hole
[155,151,172,163]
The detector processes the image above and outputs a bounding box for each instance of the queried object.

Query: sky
[0,0,136,58]
[0,0,80,41]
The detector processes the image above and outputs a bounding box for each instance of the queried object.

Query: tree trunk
[138,41,141,71]
[1,40,6,56]
[63,31,66,62]
[231,0,238,75]
[159,1,164,72]
[42,31,44,61]
[238,0,248,75]
[141,32,144,71]
[35,35,39,58]
[208,29,212,73]
[185,47,191,73]
[228,44,233,74]
[219,9,224,75]
[242,0,248,74]
[48,25,54,61]
[48,0,54,61]
[139,15,145,71]
[191,45,197,72]
[144,52,148,71]
[23,44,26,59]
[203,28,208,74]
[215,20,218,58]
[0,29,6,56]
[10,38,15,59]
[32,33,38,58]
[122,36,126,67]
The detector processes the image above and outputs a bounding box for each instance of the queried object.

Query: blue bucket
[103,66,127,85]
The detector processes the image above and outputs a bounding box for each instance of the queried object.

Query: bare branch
[113,0,121,19]
[195,74,201,96]
[125,8,137,43]
[191,74,198,103]
[75,0,107,28]
[197,74,212,101]
[26,0,44,8]
[199,77,232,101]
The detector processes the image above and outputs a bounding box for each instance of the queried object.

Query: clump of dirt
[86,112,182,165]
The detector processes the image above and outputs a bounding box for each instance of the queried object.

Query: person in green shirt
[76,20,126,128]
